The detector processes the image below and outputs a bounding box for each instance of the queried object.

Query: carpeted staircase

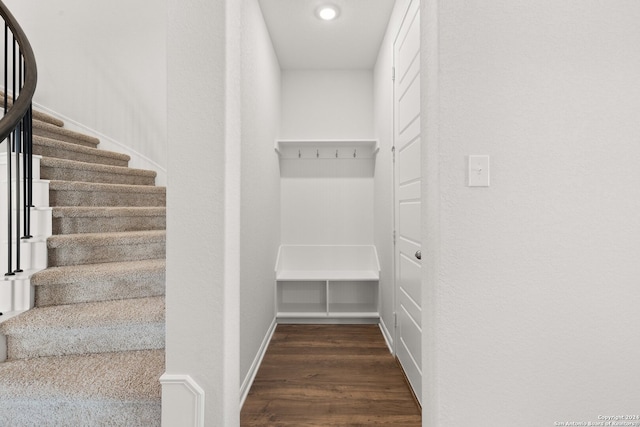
[0,107,165,426]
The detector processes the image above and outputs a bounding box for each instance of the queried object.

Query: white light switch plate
[468,155,490,187]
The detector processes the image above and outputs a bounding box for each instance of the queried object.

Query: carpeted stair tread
[32,258,165,285]
[34,120,100,148]
[0,350,162,425]
[48,180,165,193]
[40,157,156,186]
[0,399,159,427]
[32,111,65,127]
[0,297,165,359]
[48,230,166,249]
[49,180,166,207]
[32,259,165,306]
[0,296,164,335]
[52,206,166,234]
[0,94,65,127]
[53,206,166,219]
[34,135,130,167]
[47,230,166,266]
[0,349,162,400]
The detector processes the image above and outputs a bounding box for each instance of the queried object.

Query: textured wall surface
[4,0,167,172]
[432,1,640,424]
[280,69,374,140]
[239,0,281,392]
[166,0,241,425]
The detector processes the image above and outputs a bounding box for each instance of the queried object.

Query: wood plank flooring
[241,324,421,426]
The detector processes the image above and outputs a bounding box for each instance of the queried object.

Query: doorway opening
[239,0,423,419]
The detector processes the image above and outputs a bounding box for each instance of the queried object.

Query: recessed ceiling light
[316,4,339,21]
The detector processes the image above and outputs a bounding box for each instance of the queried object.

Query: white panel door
[394,0,422,405]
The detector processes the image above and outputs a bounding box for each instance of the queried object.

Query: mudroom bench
[274,245,380,323]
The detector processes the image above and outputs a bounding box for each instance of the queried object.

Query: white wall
[239,0,280,399]
[373,0,412,350]
[165,0,241,425]
[281,176,374,245]
[428,0,640,425]
[4,0,166,182]
[280,69,373,139]
[280,69,375,246]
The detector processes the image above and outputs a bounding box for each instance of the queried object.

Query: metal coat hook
[353,149,357,158]
[336,149,339,158]
[298,149,301,158]
[316,149,319,158]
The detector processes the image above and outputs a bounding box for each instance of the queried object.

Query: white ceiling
[257,0,396,70]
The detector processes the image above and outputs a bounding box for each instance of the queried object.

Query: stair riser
[49,189,165,207]
[0,154,41,180]
[0,240,47,272]
[0,155,50,208]
[48,242,165,267]
[6,324,164,359]
[53,215,166,234]
[1,208,52,240]
[41,166,155,186]
[0,180,49,208]
[0,278,32,313]
[35,273,165,307]
[33,142,129,167]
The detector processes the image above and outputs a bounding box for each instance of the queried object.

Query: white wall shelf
[275,139,379,159]
[275,245,380,322]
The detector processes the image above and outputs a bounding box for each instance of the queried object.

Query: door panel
[399,285,421,329]
[394,0,422,404]
[397,307,422,405]
[399,303,422,368]
[398,137,421,184]
[399,201,420,244]
[398,254,421,320]
[398,180,420,201]
[398,75,420,135]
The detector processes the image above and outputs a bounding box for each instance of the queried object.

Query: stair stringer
[0,153,52,362]
[0,153,52,323]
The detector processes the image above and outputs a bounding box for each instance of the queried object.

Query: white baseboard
[31,102,167,187]
[160,373,205,427]
[240,317,276,408]
[379,317,394,354]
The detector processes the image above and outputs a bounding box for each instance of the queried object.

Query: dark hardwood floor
[241,324,421,426]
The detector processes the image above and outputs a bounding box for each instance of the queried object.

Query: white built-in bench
[274,245,380,323]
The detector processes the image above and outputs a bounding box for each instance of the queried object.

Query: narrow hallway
[241,325,420,426]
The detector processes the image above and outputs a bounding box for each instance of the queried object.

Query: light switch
[468,155,490,187]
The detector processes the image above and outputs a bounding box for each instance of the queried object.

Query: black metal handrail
[0,0,37,283]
